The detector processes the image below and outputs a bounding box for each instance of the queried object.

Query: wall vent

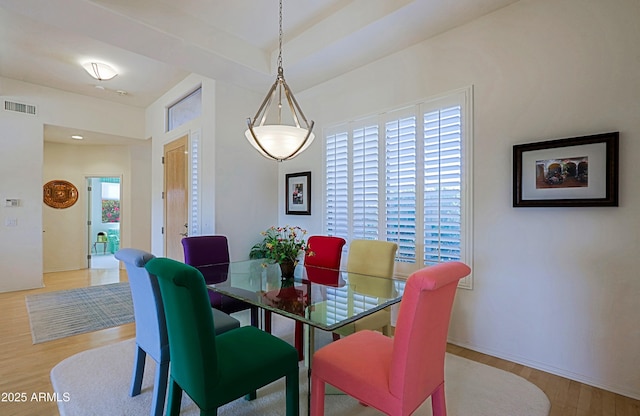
[4,100,37,116]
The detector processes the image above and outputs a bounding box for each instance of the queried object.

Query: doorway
[87,176,121,269]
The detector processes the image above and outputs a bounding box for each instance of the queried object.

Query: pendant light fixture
[245,0,315,162]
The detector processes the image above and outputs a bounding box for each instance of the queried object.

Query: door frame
[86,175,123,269]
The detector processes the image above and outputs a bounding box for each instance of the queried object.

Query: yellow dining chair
[333,239,398,338]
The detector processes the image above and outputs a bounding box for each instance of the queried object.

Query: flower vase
[279,260,296,280]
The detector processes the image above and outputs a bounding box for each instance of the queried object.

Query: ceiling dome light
[245,0,314,162]
[82,62,118,81]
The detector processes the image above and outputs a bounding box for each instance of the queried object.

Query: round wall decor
[43,180,79,209]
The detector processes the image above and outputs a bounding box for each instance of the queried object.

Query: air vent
[4,100,37,116]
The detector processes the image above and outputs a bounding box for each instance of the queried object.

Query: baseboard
[448,338,640,401]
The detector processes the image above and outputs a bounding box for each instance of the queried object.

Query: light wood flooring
[0,268,638,416]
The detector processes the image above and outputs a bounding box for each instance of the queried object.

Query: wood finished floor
[0,268,638,416]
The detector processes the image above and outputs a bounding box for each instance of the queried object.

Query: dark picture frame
[285,171,311,215]
[513,132,619,207]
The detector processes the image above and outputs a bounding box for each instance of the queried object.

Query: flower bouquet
[250,225,312,266]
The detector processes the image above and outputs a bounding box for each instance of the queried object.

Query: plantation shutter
[326,129,349,240]
[323,87,472,287]
[423,105,462,264]
[384,113,417,263]
[189,129,200,236]
[352,123,379,240]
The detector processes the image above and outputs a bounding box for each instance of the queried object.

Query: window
[101,178,120,223]
[324,87,473,288]
[167,87,202,132]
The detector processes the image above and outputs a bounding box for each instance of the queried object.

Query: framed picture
[285,171,311,215]
[513,132,619,207]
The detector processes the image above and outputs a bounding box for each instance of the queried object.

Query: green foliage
[102,199,120,223]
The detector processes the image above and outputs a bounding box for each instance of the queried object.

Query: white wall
[214,80,279,259]
[0,77,147,290]
[0,112,44,291]
[289,0,640,399]
[146,74,277,261]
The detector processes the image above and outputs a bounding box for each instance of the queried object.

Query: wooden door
[164,135,189,261]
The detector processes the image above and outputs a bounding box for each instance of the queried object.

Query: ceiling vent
[4,99,37,116]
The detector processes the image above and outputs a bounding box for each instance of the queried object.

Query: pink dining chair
[310,261,471,416]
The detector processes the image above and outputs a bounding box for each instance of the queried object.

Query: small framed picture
[513,132,619,207]
[285,171,311,215]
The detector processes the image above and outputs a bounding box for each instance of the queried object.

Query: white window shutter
[352,124,379,240]
[323,87,473,288]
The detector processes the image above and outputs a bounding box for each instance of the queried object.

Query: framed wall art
[513,132,619,207]
[285,171,311,215]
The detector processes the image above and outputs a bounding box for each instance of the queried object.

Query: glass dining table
[197,259,406,411]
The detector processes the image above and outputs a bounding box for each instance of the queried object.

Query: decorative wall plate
[43,180,79,209]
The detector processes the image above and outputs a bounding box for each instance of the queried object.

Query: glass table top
[199,259,406,331]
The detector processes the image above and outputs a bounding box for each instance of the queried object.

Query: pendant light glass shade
[245,0,314,162]
[246,125,315,161]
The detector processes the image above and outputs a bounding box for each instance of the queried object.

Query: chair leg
[167,378,183,416]
[150,361,169,416]
[382,324,391,336]
[294,322,304,361]
[251,306,263,331]
[310,373,325,416]
[264,310,272,333]
[431,382,447,416]
[285,367,300,416]
[129,345,146,396]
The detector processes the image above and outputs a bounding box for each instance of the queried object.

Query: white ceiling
[0,0,519,143]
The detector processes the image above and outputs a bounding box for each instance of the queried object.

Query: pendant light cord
[277,0,283,71]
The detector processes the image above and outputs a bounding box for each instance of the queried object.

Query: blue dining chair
[115,248,240,416]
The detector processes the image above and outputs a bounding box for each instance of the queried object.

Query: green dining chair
[145,257,299,416]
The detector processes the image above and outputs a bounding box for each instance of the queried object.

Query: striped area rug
[25,282,133,344]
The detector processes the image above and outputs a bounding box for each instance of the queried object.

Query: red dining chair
[265,235,346,360]
[295,236,345,359]
[310,261,471,416]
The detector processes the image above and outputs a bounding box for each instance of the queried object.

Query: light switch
[5,199,19,207]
